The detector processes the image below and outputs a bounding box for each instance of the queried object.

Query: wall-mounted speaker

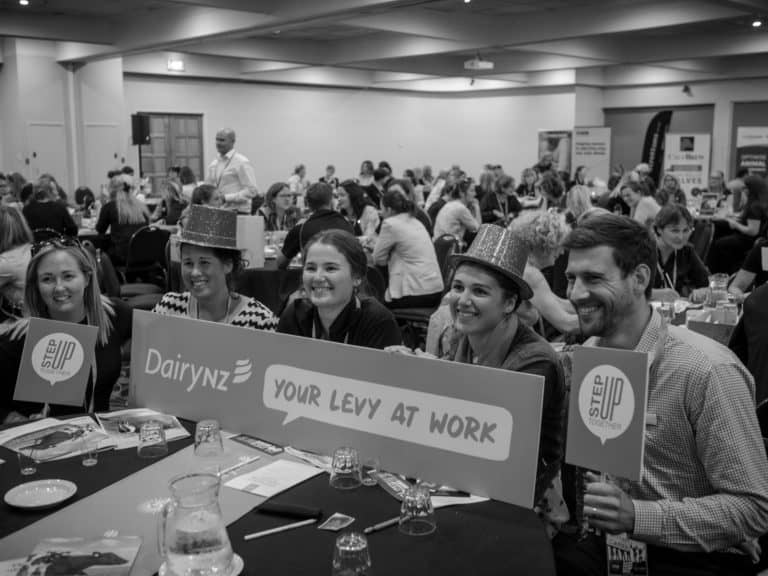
[131,114,150,145]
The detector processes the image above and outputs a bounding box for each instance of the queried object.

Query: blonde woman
[0,205,33,321]
[564,185,592,227]
[96,174,150,266]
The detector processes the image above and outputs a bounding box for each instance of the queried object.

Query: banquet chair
[434,234,460,285]
[689,220,715,263]
[120,226,170,296]
[32,227,68,242]
[363,266,387,303]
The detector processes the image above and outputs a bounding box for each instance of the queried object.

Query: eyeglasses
[31,235,82,257]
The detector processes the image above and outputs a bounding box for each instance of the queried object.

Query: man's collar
[587,306,662,358]
[220,148,235,160]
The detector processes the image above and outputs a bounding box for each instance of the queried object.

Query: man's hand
[583,472,635,534]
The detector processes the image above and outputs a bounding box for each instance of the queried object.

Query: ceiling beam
[0,13,115,45]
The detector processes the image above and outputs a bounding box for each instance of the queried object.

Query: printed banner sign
[538,130,572,174]
[130,311,545,507]
[663,133,711,195]
[14,318,98,407]
[572,126,611,183]
[736,126,768,176]
[565,346,648,480]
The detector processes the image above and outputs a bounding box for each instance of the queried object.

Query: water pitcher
[159,473,234,576]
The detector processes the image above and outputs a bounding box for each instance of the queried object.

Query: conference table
[0,418,557,576]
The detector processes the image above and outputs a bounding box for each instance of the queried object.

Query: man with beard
[553,213,768,576]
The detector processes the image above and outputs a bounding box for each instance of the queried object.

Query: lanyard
[215,154,234,189]
[311,298,359,343]
[657,249,677,290]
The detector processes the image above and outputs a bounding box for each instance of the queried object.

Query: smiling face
[657,222,691,251]
[181,244,232,302]
[336,188,351,212]
[36,250,88,322]
[566,246,642,340]
[449,264,516,337]
[302,242,358,312]
[620,185,641,208]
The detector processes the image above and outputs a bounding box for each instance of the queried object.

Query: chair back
[434,234,459,284]
[32,228,67,242]
[126,226,171,269]
[689,220,714,263]
[363,266,387,303]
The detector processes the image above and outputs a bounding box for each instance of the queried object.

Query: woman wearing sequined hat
[152,205,277,330]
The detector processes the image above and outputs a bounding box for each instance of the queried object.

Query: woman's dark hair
[265,182,289,210]
[742,174,768,218]
[563,213,657,298]
[340,181,374,219]
[382,185,416,216]
[20,182,34,204]
[180,243,245,290]
[304,229,368,281]
[447,178,472,200]
[654,204,693,233]
[453,262,521,310]
[191,184,218,205]
[494,175,514,194]
[179,166,196,185]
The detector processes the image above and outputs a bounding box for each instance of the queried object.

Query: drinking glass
[398,483,436,536]
[707,273,729,307]
[361,457,380,487]
[332,532,372,576]
[194,420,224,458]
[330,447,362,490]
[138,421,168,459]
[17,447,37,476]
[658,302,674,324]
[81,438,99,467]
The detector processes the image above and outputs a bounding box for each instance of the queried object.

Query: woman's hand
[3,411,28,424]
[384,346,437,360]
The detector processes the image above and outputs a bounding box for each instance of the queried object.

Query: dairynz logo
[144,348,253,392]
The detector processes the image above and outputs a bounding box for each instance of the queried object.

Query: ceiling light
[167,57,185,72]
[19,0,29,5]
[464,0,471,3]
[752,19,763,28]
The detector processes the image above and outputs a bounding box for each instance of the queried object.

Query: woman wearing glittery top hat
[152,205,277,331]
[445,224,565,504]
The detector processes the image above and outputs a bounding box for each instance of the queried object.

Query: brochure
[0,416,114,461]
[15,536,143,576]
[96,408,189,449]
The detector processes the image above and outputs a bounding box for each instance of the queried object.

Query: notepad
[225,459,323,498]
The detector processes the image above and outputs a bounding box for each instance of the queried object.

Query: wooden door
[27,122,69,187]
[139,114,203,197]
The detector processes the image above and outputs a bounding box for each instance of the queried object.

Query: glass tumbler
[398,483,436,536]
[330,447,362,490]
[138,421,168,459]
[332,532,372,576]
[194,420,224,458]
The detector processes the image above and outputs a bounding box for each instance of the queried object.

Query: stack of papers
[225,459,323,498]
[0,416,115,461]
[96,408,189,449]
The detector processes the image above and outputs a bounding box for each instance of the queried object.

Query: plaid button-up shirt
[592,310,768,553]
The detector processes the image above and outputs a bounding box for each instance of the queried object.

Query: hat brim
[451,254,533,301]
[179,236,242,252]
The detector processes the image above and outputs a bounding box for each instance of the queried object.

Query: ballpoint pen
[243,518,317,541]
[362,516,400,535]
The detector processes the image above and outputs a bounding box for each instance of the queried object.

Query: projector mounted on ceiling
[464,56,494,71]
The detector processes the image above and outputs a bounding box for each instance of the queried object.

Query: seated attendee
[337,180,380,240]
[278,229,402,349]
[95,174,150,266]
[74,186,96,214]
[151,180,187,226]
[421,225,565,505]
[319,164,339,189]
[554,213,768,576]
[0,205,33,321]
[728,238,768,301]
[509,211,578,337]
[729,283,768,404]
[179,166,198,202]
[357,160,375,188]
[153,205,276,330]
[277,183,353,269]
[480,174,522,226]
[621,181,660,228]
[178,183,223,230]
[516,167,539,199]
[22,181,78,238]
[564,185,593,228]
[389,178,432,236]
[708,174,768,274]
[373,187,444,309]
[0,238,132,423]
[257,182,300,232]
[432,178,480,242]
[651,204,709,301]
[362,168,389,209]
[655,173,687,207]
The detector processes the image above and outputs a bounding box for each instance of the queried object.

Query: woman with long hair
[0,238,133,422]
[480,174,522,226]
[516,168,538,198]
[278,229,401,349]
[432,177,480,242]
[337,180,380,239]
[257,182,300,231]
[153,205,277,330]
[22,180,78,238]
[151,180,187,226]
[95,174,150,266]
[655,173,687,207]
[564,185,593,227]
[620,181,660,228]
[0,205,33,321]
[708,174,768,274]
[373,186,444,308]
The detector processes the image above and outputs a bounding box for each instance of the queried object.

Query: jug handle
[158,499,176,558]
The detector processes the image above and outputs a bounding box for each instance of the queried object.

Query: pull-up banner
[130,311,545,507]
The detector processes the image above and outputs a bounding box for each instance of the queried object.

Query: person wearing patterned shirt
[152,205,277,331]
[206,128,259,214]
[554,213,768,575]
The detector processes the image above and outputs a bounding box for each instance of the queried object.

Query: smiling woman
[0,237,133,423]
[277,229,401,349]
[151,205,277,331]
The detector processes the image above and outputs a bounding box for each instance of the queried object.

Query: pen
[363,516,400,535]
[218,456,260,477]
[243,518,317,540]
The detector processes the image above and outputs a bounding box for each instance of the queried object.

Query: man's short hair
[654,204,693,232]
[306,182,333,211]
[373,168,389,182]
[563,213,657,298]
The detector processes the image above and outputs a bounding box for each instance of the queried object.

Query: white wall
[123,76,575,187]
[603,79,768,178]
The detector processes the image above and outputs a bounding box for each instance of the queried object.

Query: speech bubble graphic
[30,332,85,386]
[578,364,635,445]
[264,364,513,461]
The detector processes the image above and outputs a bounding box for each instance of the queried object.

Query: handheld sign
[14,318,98,407]
[565,346,648,480]
[131,311,545,507]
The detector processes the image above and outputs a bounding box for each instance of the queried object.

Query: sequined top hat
[452,224,533,300]
[180,205,238,250]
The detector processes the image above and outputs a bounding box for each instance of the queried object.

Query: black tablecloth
[0,419,195,539]
[228,474,556,576]
[235,262,302,315]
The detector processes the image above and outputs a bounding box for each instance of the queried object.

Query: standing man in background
[207,128,258,214]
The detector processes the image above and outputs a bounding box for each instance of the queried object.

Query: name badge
[645,413,658,426]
